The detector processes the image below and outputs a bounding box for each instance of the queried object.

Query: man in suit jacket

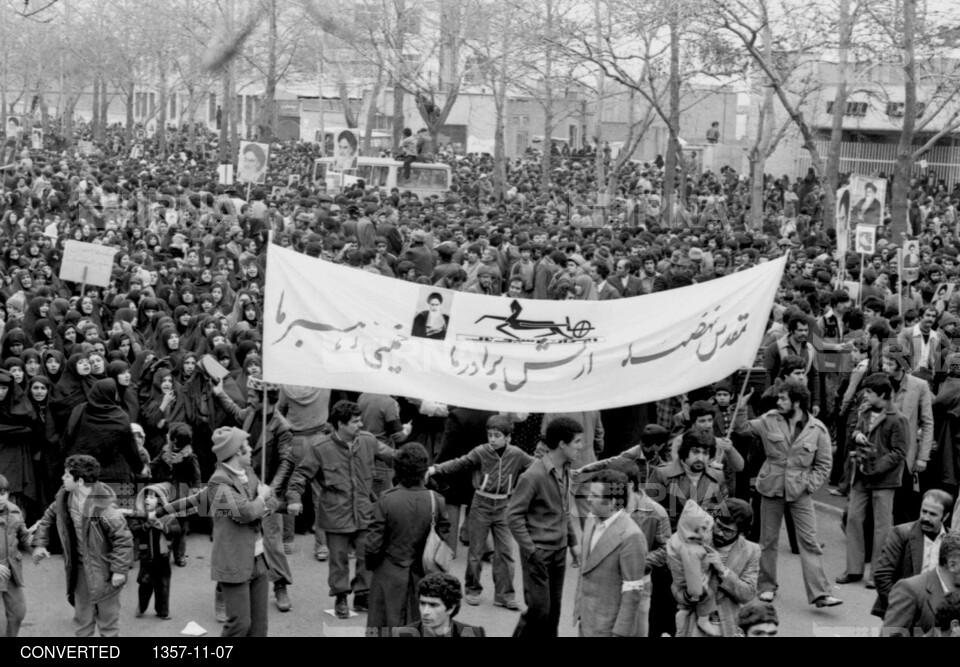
[593,262,622,301]
[897,306,943,376]
[574,470,647,637]
[882,530,960,637]
[883,344,935,524]
[612,258,643,298]
[394,572,486,637]
[873,490,955,617]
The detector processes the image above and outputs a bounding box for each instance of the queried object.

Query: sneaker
[494,598,521,610]
[315,545,329,561]
[758,591,775,602]
[353,593,369,613]
[157,613,171,620]
[464,592,481,606]
[215,589,227,623]
[334,594,350,619]
[283,542,294,555]
[275,586,291,612]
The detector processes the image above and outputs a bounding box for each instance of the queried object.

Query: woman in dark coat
[0,369,38,520]
[61,378,145,485]
[107,360,140,422]
[365,442,450,635]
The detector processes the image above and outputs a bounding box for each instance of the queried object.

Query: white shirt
[589,510,623,553]
[922,527,945,573]
[913,324,936,369]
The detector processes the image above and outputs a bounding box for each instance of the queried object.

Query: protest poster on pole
[59,241,117,288]
[218,164,234,185]
[836,185,851,260]
[849,174,886,227]
[30,128,42,150]
[854,224,876,255]
[237,141,269,184]
[902,238,920,284]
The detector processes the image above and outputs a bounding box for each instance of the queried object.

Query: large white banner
[263,245,786,412]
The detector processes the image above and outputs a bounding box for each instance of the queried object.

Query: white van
[313,157,452,200]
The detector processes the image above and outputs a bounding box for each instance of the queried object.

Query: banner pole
[898,249,903,317]
[858,253,864,307]
[261,388,268,478]
[713,367,752,470]
[80,266,88,298]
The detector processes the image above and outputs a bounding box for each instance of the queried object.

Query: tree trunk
[890,0,916,239]
[125,82,134,144]
[363,67,384,154]
[99,77,109,141]
[92,75,101,139]
[663,7,681,228]
[340,82,358,128]
[492,41,509,201]
[158,59,168,159]
[391,80,405,150]
[258,0,278,142]
[824,0,852,231]
[749,21,776,230]
[220,72,231,163]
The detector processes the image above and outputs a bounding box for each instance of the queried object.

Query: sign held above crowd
[263,244,786,412]
[59,240,116,288]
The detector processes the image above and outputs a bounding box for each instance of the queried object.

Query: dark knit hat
[212,426,248,463]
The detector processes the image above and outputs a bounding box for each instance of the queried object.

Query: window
[887,102,905,117]
[825,100,868,117]
[401,53,422,78]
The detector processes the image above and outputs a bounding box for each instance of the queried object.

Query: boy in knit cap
[154,426,276,637]
[667,499,721,636]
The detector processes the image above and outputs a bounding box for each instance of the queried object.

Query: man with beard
[872,489,954,618]
[881,344,934,522]
[763,310,821,416]
[836,373,907,587]
[646,429,728,531]
[732,380,841,607]
[932,353,960,499]
[897,306,943,376]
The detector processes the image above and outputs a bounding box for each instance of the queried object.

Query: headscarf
[79,378,130,429]
[48,298,72,325]
[32,318,56,347]
[20,348,42,379]
[42,348,66,384]
[53,352,97,418]
[107,360,139,420]
[1,329,27,359]
[22,296,49,340]
[575,274,599,301]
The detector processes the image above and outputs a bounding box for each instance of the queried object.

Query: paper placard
[854,224,876,255]
[59,240,116,287]
[218,164,234,185]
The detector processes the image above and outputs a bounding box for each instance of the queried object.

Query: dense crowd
[1,118,960,638]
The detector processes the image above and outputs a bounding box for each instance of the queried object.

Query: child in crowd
[148,422,200,567]
[127,483,179,619]
[667,499,721,636]
[428,415,533,609]
[0,474,32,636]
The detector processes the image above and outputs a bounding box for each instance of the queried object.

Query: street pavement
[11,499,881,638]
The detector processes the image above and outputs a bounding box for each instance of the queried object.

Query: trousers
[1,584,26,637]
[73,570,122,637]
[513,547,567,637]
[759,494,832,603]
[220,554,269,637]
[262,511,292,586]
[137,556,171,617]
[845,483,895,577]
[327,530,370,597]
[464,496,515,603]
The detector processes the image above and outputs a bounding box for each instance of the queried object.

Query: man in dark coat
[931,355,960,499]
[872,490,955,617]
[365,443,450,635]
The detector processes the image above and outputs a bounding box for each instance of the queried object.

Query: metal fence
[794,139,960,185]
